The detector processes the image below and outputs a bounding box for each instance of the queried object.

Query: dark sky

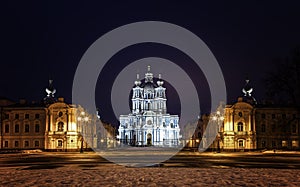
[1,1,300,124]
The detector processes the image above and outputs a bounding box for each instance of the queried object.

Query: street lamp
[77,111,89,153]
[212,110,224,153]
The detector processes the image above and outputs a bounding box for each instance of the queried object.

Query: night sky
[1,1,300,124]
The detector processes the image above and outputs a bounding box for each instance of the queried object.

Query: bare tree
[265,47,300,106]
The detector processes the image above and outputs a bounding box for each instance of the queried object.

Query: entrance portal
[147,133,152,146]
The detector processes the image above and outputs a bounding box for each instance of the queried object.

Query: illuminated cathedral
[118,66,181,147]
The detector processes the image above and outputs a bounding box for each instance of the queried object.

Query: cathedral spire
[134,73,141,86]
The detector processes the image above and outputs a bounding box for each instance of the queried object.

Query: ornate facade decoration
[118,66,181,147]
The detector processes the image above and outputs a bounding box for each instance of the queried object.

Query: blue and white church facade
[117,66,181,147]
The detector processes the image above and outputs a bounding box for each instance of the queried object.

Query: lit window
[58,122,64,131]
[237,122,243,132]
[292,140,298,147]
[282,140,287,147]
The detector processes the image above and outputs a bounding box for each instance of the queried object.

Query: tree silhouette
[265,47,300,106]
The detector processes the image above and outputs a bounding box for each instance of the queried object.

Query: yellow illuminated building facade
[0,81,115,152]
[187,79,300,151]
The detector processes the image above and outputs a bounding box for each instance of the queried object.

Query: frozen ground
[1,166,300,186]
[0,151,300,186]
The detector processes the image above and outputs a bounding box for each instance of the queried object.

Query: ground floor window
[35,141,39,147]
[282,140,287,147]
[292,140,299,147]
[24,141,29,147]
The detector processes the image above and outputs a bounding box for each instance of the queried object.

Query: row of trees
[265,47,300,107]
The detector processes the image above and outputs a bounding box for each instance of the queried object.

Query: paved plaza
[1,151,300,186]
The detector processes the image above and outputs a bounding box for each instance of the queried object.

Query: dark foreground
[0,151,300,186]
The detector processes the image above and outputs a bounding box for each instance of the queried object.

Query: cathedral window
[237,122,243,132]
[163,122,166,127]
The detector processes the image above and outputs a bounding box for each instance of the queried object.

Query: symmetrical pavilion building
[186,79,300,151]
[118,66,181,147]
[0,80,115,151]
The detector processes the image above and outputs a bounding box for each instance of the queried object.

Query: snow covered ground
[1,151,300,186]
[0,165,300,186]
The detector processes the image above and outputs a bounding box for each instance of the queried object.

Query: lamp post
[77,111,89,153]
[212,110,224,153]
